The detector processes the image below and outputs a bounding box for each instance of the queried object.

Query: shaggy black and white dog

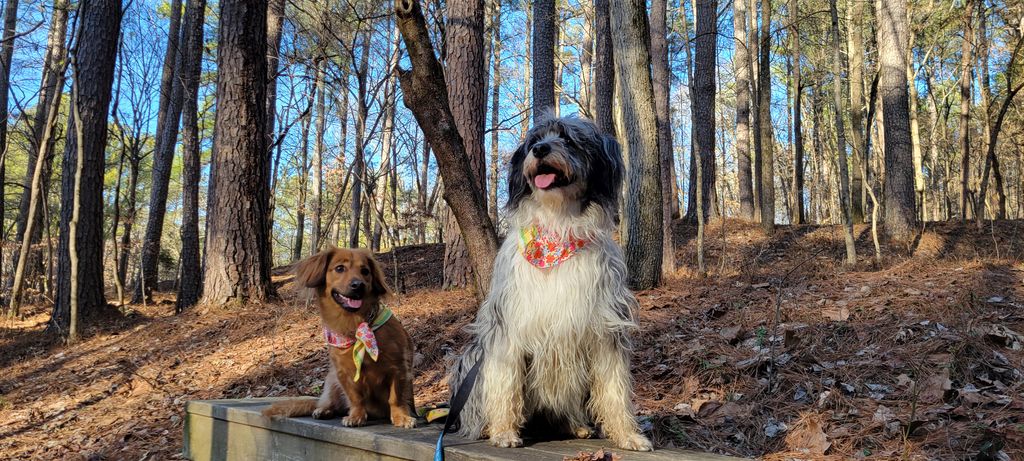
[449,115,652,451]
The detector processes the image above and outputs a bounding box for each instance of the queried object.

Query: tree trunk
[757,0,775,233]
[907,29,925,221]
[789,0,805,224]
[0,0,19,292]
[136,0,186,302]
[592,0,614,134]
[444,0,487,291]
[266,0,285,143]
[694,0,717,223]
[7,47,67,316]
[749,0,762,222]
[292,76,314,262]
[876,0,917,240]
[348,32,371,248]
[651,0,675,276]
[395,0,500,298]
[10,1,68,292]
[830,0,856,264]
[734,0,754,219]
[847,0,867,222]
[311,59,327,251]
[53,0,122,335]
[532,0,557,119]
[200,0,273,305]
[489,1,502,225]
[611,0,664,289]
[579,0,593,119]
[958,0,974,222]
[177,0,206,311]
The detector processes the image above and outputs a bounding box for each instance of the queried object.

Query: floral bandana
[518,224,587,269]
[323,306,393,382]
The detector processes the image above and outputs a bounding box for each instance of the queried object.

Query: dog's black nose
[349,280,365,292]
[532,143,550,159]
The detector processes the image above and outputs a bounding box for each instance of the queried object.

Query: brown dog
[262,247,417,428]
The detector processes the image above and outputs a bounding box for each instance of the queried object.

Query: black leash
[434,359,482,461]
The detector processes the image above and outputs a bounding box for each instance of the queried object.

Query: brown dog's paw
[311,408,334,420]
[342,411,367,427]
[391,413,417,428]
[489,431,523,448]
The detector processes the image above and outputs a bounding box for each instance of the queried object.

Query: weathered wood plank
[183,399,744,461]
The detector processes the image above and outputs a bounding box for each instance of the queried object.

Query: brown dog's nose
[349,280,365,292]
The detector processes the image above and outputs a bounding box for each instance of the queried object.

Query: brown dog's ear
[294,248,334,288]
[362,250,392,297]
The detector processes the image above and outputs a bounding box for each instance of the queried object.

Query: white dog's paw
[572,426,594,439]
[616,432,653,451]
[489,431,524,448]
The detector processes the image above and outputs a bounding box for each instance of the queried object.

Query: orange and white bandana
[518,224,587,269]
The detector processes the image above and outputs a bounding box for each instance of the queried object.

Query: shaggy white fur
[449,116,653,451]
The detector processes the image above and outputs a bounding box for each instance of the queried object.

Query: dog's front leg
[313,365,345,419]
[588,335,653,451]
[482,347,526,448]
[387,373,417,428]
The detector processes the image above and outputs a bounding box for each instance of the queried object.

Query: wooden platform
[184,399,744,461]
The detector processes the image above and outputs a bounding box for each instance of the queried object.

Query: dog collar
[518,224,587,269]
[323,305,393,382]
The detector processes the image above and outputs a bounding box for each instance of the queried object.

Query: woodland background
[0,0,1022,459]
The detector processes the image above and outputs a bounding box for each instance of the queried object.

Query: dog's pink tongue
[347,299,363,308]
[535,174,556,189]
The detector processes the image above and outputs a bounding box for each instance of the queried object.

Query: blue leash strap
[434,359,482,461]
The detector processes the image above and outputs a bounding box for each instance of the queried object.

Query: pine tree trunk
[200,0,273,305]
[532,0,557,119]
[847,0,867,222]
[592,0,614,134]
[311,60,327,251]
[877,0,917,241]
[177,0,206,311]
[292,77,314,262]
[0,0,20,293]
[395,0,500,297]
[651,0,675,276]
[348,33,371,248]
[789,0,805,225]
[958,0,974,222]
[611,0,664,289]
[10,1,68,291]
[53,0,122,334]
[757,0,775,233]
[734,0,754,219]
[831,0,856,264]
[444,0,487,291]
[135,0,185,302]
[489,2,502,225]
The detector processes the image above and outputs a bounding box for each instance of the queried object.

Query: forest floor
[1,219,1023,460]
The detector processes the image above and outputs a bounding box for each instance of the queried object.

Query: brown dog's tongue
[535,174,556,189]
[348,299,363,308]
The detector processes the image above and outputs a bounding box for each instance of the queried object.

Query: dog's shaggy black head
[507,115,623,215]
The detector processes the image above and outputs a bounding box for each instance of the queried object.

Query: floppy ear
[294,248,333,288]
[506,139,531,210]
[583,133,624,213]
[363,251,392,297]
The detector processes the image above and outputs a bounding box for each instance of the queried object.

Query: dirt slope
[1,221,1022,460]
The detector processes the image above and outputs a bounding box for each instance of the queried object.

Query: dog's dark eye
[360,267,370,276]
[335,265,346,273]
